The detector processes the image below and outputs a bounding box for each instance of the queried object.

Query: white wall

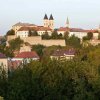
[17,31,29,37]
[69,32,87,39]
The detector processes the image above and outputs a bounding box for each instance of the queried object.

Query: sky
[0,0,100,35]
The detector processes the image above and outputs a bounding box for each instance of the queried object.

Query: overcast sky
[0,0,100,35]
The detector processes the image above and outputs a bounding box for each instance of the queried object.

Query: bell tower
[43,14,49,27]
[49,14,54,30]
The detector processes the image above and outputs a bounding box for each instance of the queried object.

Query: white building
[12,22,37,34]
[12,51,40,63]
[50,49,75,60]
[57,26,100,40]
[16,26,52,38]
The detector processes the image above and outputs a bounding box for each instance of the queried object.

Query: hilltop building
[57,18,99,40]
[12,22,37,34]
[12,14,54,38]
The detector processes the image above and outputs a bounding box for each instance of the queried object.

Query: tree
[42,31,50,40]
[31,44,45,57]
[8,37,24,51]
[64,31,69,38]
[83,36,89,41]
[98,34,100,40]
[28,30,32,36]
[28,30,38,36]
[87,32,93,40]
[65,35,81,48]
[6,29,15,36]
[51,29,59,39]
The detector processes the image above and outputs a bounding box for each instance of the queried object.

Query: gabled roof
[0,53,6,58]
[49,14,54,20]
[15,51,39,59]
[44,14,48,20]
[57,27,98,33]
[13,22,37,27]
[38,27,52,31]
[18,27,39,31]
[18,26,52,32]
[52,49,75,57]
[57,27,69,31]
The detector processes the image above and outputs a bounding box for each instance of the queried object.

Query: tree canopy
[8,37,24,51]
[6,29,15,36]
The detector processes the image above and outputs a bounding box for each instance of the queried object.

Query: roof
[15,51,39,59]
[70,28,87,32]
[18,26,52,32]
[49,14,54,20]
[13,22,37,27]
[58,27,69,31]
[0,53,6,58]
[52,49,75,57]
[38,27,52,31]
[58,27,98,33]
[18,27,39,31]
[44,14,48,20]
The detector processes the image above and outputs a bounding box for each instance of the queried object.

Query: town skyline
[0,0,100,35]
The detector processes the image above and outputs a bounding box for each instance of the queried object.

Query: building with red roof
[12,51,40,63]
[50,49,75,60]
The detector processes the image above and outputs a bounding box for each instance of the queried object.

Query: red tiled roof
[15,51,39,59]
[18,26,52,32]
[13,22,37,27]
[57,27,69,31]
[0,53,6,58]
[58,27,98,33]
[18,27,39,31]
[38,27,52,31]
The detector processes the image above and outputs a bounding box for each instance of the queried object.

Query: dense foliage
[42,30,64,40]
[31,44,45,57]
[83,32,93,41]
[65,35,81,48]
[28,30,38,36]
[8,37,24,51]
[6,29,15,36]
[0,45,100,100]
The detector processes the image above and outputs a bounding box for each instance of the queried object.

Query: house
[12,51,40,63]
[16,27,38,37]
[57,27,88,39]
[0,53,8,73]
[12,22,37,34]
[37,26,52,36]
[50,49,75,60]
[57,27,100,40]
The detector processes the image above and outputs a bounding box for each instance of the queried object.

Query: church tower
[49,14,54,30]
[43,14,49,27]
[66,17,69,28]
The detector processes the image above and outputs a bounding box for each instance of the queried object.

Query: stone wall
[7,36,66,46]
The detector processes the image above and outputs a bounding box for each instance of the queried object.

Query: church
[12,14,54,37]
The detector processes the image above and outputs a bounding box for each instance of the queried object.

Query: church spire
[49,14,54,20]
[44,14,48,20]
[66,17,69,28]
